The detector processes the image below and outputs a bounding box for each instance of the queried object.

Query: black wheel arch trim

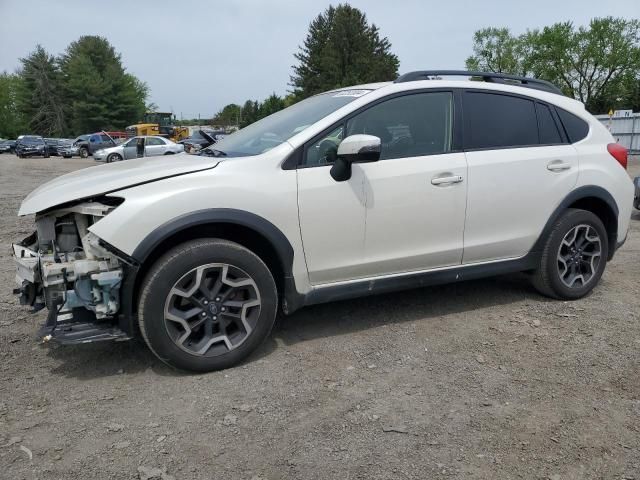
[531,185,619,260]
[130,208,295,267]
[118,209,299,335]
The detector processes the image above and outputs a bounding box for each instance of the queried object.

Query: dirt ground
[0,153,638,480]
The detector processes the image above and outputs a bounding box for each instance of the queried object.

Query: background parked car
[179,129,225,153]
[57,134,89,158]
[15,136,49,158]
[73,132,117,158]
[0,139,17,154]
[93,135,184,162]
[44,138,72,156]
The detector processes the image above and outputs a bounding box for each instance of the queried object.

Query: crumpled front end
[12,199,132,344]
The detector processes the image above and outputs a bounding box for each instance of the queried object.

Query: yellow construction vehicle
[126,112,189,143]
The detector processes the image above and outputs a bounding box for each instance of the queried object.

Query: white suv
[12,71,634,372]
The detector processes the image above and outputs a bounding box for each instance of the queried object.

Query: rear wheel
[138,239,278,372]
[531,208,608,300]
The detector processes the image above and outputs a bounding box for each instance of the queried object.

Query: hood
[19,153,219,215]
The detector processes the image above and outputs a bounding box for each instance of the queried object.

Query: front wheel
[106,153,122,163]
[138,239,278,372]
[531,208,608,300]
[79,148,88,158]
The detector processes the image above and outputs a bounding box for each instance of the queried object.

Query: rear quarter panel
[574,119,634,244]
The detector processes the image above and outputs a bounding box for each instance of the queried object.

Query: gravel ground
[0,154,639,480]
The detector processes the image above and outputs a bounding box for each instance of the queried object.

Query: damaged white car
[13,72,634,372]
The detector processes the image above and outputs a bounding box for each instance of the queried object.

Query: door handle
[547,160,572,172]
[431,175,463,186]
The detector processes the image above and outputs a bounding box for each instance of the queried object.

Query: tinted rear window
[463,92,538,149]
[556,108,589,143]
[536,103,563,144]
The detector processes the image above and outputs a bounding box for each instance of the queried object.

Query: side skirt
[285,254,539,311]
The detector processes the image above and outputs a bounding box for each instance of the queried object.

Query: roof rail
[394,70,564,96]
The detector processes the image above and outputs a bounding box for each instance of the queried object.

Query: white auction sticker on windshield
[332,90,370,98]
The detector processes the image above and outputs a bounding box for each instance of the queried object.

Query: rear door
[461,90,579,263]
[144,137,167,156]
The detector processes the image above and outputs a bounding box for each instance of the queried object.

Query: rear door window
[463,92,538,150]
[536,103,563,145]
[146,137,165,146]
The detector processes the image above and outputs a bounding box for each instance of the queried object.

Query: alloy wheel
[163,263,261,357]
[557,224,602,288]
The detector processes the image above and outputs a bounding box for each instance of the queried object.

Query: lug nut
[221,307,226,312]
[203,300,209,305]
[201,312,206,317]
[213,315,217,320]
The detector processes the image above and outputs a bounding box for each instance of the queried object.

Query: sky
[0,0,637,118]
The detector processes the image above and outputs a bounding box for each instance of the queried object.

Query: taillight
[607,143,628,170]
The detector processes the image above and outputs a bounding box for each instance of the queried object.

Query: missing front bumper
[12,228,131,345]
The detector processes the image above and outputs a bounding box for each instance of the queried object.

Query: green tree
[528,18,640,111]
[291,4,399,99]
[213,103,241,126]
[465,18,640,113]
[466,27,529,75]
[0,72,27,138]
[258,93,285,118]
[60,36,147,133]
[15,45,66,136]
[240,100,260,128]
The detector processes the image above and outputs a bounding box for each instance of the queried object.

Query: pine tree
[291,4,399,99]
[60,36,147,133]
[16,45,66,136]
[0,72,27,138]
[259,93,285,118]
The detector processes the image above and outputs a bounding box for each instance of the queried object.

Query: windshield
[19,136,43,145]
[211,89,371,157]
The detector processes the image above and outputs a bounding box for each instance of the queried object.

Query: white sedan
[93,136,184,163]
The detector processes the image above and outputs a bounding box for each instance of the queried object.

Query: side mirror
[330,134,381,182]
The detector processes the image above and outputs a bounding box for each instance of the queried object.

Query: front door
[297,91,468,284]
[297,125,368,284]
[122,138,139,160]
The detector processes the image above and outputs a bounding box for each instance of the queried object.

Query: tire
[79,147,88,158]
[138,239,278,372]
[531,208,608,300]
[106,153,122,163]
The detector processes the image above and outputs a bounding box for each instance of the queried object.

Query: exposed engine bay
[12,199,130,343]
